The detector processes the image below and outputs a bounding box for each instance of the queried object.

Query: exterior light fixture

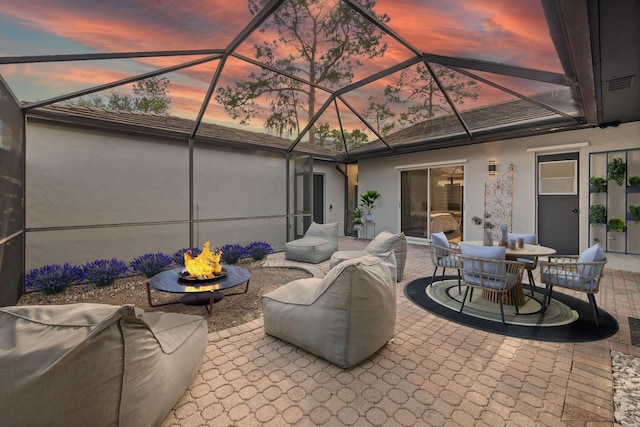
[488,160,497,176]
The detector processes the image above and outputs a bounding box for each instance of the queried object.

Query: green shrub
[589,176,607,193]
[629,175,640,186]
[608,217,625,232]
[589,204,606,225]
[630,204,640,223]
[607,157,627,186]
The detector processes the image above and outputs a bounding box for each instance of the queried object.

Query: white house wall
[357,122,640,253]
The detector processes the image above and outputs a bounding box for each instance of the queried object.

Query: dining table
[463,241,557,306]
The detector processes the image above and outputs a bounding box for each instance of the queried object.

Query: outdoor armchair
[285,221,339,263]
[507,232,538,296]
[428,231,461,292]
[262,251,397,368]
[329,230,407,281]
[459,243,526,324]
[540,243,607,326]
[0,303,207,427]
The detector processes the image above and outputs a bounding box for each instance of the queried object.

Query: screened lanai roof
[1,0,638,161]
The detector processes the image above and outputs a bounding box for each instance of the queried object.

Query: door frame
[395,159,467,244]
[313,173,325,224]
[536,152,580,255]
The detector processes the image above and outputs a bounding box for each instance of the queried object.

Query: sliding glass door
[400,165,464,240]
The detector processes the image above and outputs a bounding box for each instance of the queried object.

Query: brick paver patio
[161,237,640,426]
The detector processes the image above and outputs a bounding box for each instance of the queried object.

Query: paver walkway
[162,237,640,426]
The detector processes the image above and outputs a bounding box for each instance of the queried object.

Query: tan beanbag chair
[330,230,407,281]
[262,252,397,368]
[284,222,339,263]
[0,303,207,427]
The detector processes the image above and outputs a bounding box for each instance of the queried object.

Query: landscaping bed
[18,265,311,333]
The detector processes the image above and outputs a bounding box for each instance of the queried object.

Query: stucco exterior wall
[357,122,640,253]
[25,121,332,269]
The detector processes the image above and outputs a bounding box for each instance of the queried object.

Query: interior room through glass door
[400,165,464,240]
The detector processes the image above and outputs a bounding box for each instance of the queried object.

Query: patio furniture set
[1,222,607,425]
[428,231,608,325]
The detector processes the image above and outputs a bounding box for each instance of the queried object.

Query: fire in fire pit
[183,242,223,280]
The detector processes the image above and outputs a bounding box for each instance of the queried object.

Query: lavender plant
[82,258,129,288]
[24,263,85,294]
[246,241,273,260]
[130,252,172,278]
[219,244,248,264]
[172,247,202,266]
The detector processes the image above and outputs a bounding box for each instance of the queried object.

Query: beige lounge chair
[329,230,407,281]
[284,221,339,263]
[262,252,397,368]
[0,303,207,426]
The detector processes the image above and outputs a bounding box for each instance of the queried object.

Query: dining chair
[458,243,526,324]
[428,231,461,292]
[539,243,607,326]
[507,232,538,296]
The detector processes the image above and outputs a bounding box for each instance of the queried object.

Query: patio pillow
[460,243,506,278]
[577,244,606,278]
[507,233,537,245]
[430,232,450,257]
[364,230,400,254]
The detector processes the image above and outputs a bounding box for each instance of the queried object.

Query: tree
[384,63,480,126]
[313,122,368,151]
[69,93,106,109]
[215,0,390,144]
[67,76,171,115]
[131,76,171,115]
[362,95,395,136]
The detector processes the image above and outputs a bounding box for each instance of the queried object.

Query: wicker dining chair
[539,244,607,326]
[458,244,526,324]
[428,231,461,292]
[507,232,538,296]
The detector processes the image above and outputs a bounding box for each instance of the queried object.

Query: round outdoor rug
[405,276,619,342]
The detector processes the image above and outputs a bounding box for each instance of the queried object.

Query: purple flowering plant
[24,263,85,294]
[219,244,248,264]
[130,252,172,278]
[82,258,129,288]
[246,241,273,260]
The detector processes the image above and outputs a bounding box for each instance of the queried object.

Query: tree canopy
[214,0,481,150]
[216,0,390,143]
[67,76,171,115]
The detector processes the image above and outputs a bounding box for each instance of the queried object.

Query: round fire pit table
[146,265,251,317]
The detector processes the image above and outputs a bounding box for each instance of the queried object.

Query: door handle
[572,208,579,213]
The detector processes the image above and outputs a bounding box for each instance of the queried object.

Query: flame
[184,242,223,278]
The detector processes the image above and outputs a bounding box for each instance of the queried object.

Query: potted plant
[353,207,363,237]
[589,204,607,225]
[607,157,627,186]
[589,176,607,193]
[608,217,625,233]
[359,190,380,222]
[629,175,640,186]
[629,204,640,223]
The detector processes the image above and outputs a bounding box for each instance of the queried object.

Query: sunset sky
[0,0,566,139]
